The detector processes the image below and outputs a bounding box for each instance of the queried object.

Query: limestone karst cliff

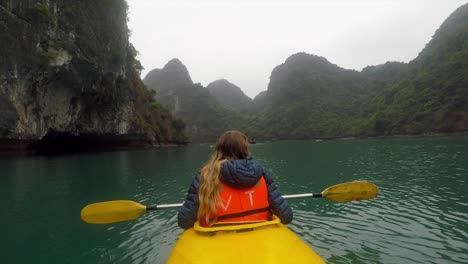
[0,0,186,151]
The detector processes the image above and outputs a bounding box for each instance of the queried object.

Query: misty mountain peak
[165,58,187,72]
[266,52,364,104]
[282,52,340,72]
[143,58,193,91]
[207,79,253,111]
[162,58,192,83]
[208,78,230,86]
[207,79,243,93]
[285,52,330,64]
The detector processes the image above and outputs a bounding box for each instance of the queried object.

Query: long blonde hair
[197,130,250,225]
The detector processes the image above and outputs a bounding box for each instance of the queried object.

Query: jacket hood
[220,157,264,189]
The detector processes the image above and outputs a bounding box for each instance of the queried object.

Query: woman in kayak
[178,130,292,229]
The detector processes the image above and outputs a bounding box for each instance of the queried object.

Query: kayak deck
[167,217,325,264]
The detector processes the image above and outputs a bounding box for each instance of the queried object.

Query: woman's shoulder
[247,157,273,183]
[189,171,202,187]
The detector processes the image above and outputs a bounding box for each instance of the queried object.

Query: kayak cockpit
[194,215,281,233]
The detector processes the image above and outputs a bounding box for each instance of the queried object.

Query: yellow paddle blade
[81,200,146,224]
[322,181,379,202]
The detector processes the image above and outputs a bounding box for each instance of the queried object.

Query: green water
[1,136,467,264]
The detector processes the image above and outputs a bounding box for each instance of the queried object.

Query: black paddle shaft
[147,205,158,211]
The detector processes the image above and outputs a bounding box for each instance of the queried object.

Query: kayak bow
[167,216,325,264]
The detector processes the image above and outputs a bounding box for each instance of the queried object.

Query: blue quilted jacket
[177,157,293,229]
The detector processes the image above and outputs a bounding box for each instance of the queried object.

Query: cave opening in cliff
[29,130,138,154]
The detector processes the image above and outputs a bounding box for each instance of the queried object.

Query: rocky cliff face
[0,0,185,151]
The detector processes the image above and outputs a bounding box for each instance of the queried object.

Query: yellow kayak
[167,216,325,263]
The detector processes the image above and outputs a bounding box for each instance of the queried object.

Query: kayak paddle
[283,181,379,202]
[81,181,378,224]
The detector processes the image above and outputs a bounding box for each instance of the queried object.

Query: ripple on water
[290,174,468,264]
[113,211,181,264]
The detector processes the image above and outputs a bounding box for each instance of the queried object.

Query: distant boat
[248,138,257,144]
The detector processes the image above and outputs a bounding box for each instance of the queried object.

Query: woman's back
[177,131,292,229]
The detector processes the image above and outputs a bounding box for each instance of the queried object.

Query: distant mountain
[266,53,363,103]
[143,59,194,115]
[243,52,376,139]
[207,79,253,112]
[143,59,230,142]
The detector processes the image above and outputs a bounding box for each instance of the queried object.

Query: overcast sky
[126,0,467,98]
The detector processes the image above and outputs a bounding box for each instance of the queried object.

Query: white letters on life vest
[220,194,232,211]
[220,190,256,211]
[245,190,255,206]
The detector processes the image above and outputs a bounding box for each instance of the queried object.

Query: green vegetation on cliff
[241,3,468,140]
[369,3,468,135]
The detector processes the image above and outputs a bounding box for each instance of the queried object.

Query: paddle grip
[146,205,158,211]
[283,192,323,199]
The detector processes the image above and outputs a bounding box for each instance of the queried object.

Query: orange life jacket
[200,177,270,227]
